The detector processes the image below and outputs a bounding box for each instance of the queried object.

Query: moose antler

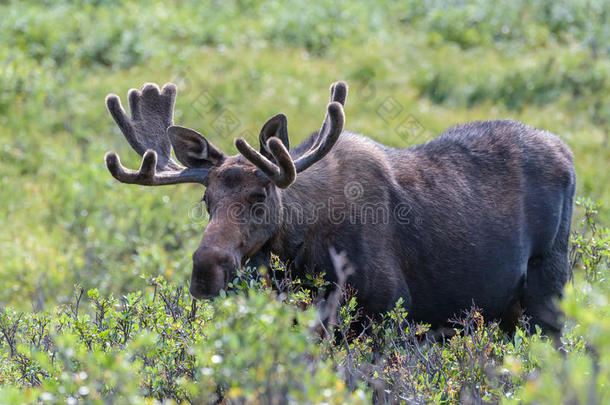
[293,81,346,172]
[235,81,347,188]
[104,83,212,185]
[235,114,297,188]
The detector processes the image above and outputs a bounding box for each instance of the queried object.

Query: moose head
[104,82,346,298]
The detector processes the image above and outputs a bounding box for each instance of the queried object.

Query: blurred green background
[1,0,608,309]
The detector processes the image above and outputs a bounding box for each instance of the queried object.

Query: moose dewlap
[104,81,575,336]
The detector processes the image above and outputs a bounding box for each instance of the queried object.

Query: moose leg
[522,193,573,339]
[522,250,569,338]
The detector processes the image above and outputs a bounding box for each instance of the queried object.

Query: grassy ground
[0,1,608,403]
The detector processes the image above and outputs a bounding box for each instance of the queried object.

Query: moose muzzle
[190,247,238,299]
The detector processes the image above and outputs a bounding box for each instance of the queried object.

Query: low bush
[0,202,607,403]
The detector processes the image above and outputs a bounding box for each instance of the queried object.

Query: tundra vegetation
[0,0,609,404]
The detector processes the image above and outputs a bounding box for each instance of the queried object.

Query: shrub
[0,200,607,403]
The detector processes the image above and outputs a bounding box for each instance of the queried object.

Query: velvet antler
[235,81,347,188]
[104,83,224,186]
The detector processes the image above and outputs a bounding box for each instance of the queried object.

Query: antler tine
[105,149,210,185]
[330,80,348,106]
[235,137,296,188]
[104,82,213,186]
[293,100,345,173]
[309,81,348,162]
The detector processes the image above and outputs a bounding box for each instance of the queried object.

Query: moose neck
[266,132,423,272]
[268,166,330,264]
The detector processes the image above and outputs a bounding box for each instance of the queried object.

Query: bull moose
[103,81,575,336]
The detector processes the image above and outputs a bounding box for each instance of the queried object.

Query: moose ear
[168,126,225,168]
[259,114,289,160]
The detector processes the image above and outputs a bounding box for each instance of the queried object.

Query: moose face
[189,157,283,298]
[103,81,346,300]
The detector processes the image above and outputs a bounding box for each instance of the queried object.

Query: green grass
[0,0,608,403]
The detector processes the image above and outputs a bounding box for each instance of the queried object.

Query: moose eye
[248,192,267,204]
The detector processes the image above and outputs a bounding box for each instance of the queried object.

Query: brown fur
[104,82,575,336]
